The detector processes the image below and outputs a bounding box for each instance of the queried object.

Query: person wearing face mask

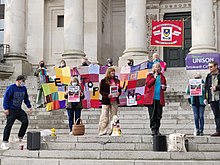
[186,72,206,136]
[1,75,32,150]
[81,57,91,66]
[127,59,134,67]
[106,58,113,67]
[144,63,167,136]
[34,60,47,108]
[58,60,66,68]
[64,77,84,135]
[98,67,121,136]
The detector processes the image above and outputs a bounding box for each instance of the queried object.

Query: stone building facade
[0,0,219,77]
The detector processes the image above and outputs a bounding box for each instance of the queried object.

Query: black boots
[151,128,161,136]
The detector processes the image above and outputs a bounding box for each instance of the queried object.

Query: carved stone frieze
[160,3,191,9]
[146,14,157,55]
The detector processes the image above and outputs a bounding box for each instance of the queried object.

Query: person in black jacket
[204,61,220,136]
[98,67,121,136]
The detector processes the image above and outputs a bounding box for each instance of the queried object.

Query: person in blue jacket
[186,72,206,136]
[1,75,32,150]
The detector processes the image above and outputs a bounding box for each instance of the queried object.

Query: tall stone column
[62,0,86,66]
[186,0,220,72]
[190,0,216,54]
[4,0,32,77]
[119,0,147,66]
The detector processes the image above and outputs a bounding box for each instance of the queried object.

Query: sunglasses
[208,66,214,68]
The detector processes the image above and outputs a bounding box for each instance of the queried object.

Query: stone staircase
[0,73,219,164]
[0,102,218,165]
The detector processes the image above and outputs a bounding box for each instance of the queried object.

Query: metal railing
[0,44,9,62]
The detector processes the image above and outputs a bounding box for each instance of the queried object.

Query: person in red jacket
[145,63,167,136]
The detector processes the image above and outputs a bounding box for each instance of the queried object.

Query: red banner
[151,20,183,47]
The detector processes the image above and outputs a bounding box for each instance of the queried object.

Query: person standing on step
[186,72,206,136]
[1,75,32,150]
[64,77,84,135]
[98,67,121,136]
[204,61,220,136]
[144,63,167,136]
[58,59,66,68]
[106,58,114,67]
[34,60,47,108]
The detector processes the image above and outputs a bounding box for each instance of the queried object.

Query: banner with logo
[151,20,183,47]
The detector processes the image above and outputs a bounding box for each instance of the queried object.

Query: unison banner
[151,20,183,47]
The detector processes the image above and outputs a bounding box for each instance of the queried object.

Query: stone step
[0,128,216,136]
[5,134,219,144]
[5,140,220,152]
[2,150,220,160]
[2,158,220,165]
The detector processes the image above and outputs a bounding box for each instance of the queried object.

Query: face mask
[40,63,44,67]
[72,82,77,86]
[20,82,25,87]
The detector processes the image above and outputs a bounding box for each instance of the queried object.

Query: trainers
[200,130,204,136]
[69,131,73,135]
[15,137,23,142]
[194,130,200,136]
[1,142,9,150]
[99,132,107,136]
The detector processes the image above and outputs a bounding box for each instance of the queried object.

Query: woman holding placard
[98,67,121,136]
[186,72,206,136]
[64,77,84,135]
[145,63,167,136]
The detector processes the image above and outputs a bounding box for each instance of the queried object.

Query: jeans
[67,108,81,132]
[192,105,205,132]
[147,99,163,131]
[3,110,29,142]
[210,101,220,132]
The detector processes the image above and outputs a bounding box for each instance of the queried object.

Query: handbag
[168,133,187,152]
[72,118,85,136]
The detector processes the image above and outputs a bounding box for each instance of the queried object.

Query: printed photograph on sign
[189,79,202,96]
[110,86,118,97]
[127,95,137,106]
[161,27,172,41]
[68,86,80,102]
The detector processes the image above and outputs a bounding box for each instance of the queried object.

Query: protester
[106,58,113,67]
[64,77,84,135]
[186,72,206,136]
[59,60,66,68]
[204,61,220,136]
[145,63,167,136]
[1,75,32,150]
[127,59,134,66]
[81,57,91,66]
[34,60,47,108]
[152,52,162,63]
[98,67,121,136]
[152,52,167,72]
